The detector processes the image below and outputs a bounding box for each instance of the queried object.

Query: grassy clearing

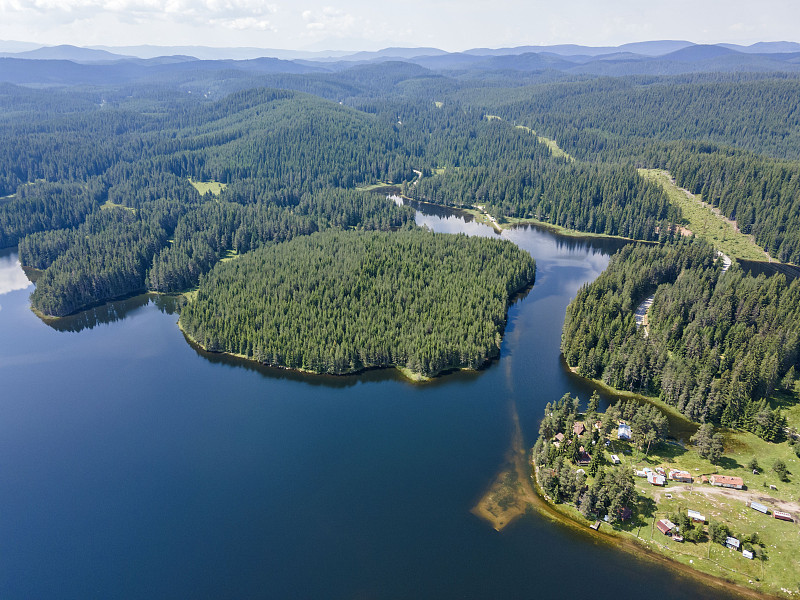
[514,125,574,162]
[188,178,227,196]
[355,181,394,192]
[101,199,135,212]
[220,249,239,263]
[639,169,770,262]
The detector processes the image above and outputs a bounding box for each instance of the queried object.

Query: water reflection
[0,247,32,296]
[43,293,182,333]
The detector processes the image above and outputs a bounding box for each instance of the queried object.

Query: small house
[656,466,666,476]
[709,475,744,490]
[671,533,684,542]
[635,470,647,478]
[747,501,769,514]
[773,511,794,522]
[687,510,705,523]
[617,423,632,441]
[573,422,586,436]
[668,469,693,483]
[553,432,565,447]
[576,446,591,466]
[611,454,620,464]
[700,475,709,483]
[725,537,740,550]
[656,519,674,535]
[647,472,666,486]
[742,549,754,560]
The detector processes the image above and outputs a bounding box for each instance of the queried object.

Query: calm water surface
[0,210,738,599]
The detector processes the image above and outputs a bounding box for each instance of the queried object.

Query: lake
[0,206,740,599]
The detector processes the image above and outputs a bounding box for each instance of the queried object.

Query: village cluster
[654,501,793,561]
[550,418,795,561]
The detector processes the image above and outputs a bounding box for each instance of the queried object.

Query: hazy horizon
[0,0,798,54]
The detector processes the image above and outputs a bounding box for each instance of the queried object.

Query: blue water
[0,209,736,599]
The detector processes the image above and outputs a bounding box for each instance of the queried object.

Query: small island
[531,392,800,598]
[179,228,536,380]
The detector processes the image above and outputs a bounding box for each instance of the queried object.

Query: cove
[0,209,743,599]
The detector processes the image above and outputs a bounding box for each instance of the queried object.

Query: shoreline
[563,360,699,438]
[529,458,780,600]
[175,261,536,384]
[178,317,503,384]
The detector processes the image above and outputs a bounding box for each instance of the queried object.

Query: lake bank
[177,273,536,385]
[530,457,778,600]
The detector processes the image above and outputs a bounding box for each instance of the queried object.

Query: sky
[0,0,798,52]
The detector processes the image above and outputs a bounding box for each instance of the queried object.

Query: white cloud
[0,0,278,29]
[300,5,356,35]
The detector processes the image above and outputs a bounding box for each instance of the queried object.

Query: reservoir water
[0,207,739,599]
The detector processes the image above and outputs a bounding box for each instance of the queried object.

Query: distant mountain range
[1,40,799,86]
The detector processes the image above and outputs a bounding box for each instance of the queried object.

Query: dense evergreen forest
[179,229,536,377]
[470,76,800,262]
[562,241,799,438]
[1,56,800,413]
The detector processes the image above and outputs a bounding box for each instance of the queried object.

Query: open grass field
[514,125,574,162]
[188,178,227,196]
[590,428,800,596]
[639,168,771,262]
[101,199,135,212]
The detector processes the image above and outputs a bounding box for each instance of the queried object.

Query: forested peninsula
[562,240,800,435]
[179,229,536,379]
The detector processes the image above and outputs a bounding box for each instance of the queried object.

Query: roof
[573,422,586,435]
[554,433,565,442]
[656,520,672,534]
[710,475,744,486]
[726,537,740,549]
[749,501,769,513]
[687,510,705,520]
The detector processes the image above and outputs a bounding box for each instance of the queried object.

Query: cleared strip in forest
[634,294,655,337]
[514,125,574,162]
[639,168,771,262]
[482,114,574,162]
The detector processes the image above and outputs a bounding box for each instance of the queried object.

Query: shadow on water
[181,330,488,389]
[403,198,479,223]
[39,293,182,333]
